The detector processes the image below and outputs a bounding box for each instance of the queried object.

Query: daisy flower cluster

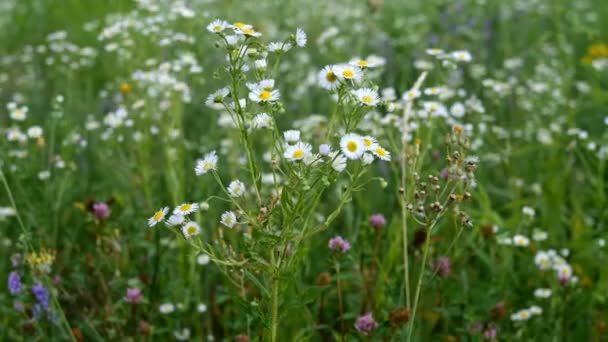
[148,203,202,239]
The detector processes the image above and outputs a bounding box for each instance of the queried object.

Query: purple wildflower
[368,213,386,229]
[355,312,378,335]
[483,328,497,339]
[32,283,50,310]
[8,271,22,295]
[328,236,351,253]
[432,256,452,278]
[126,288,143,304]
[93,202,111,220]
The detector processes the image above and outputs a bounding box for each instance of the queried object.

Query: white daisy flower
[174,203,198,215]
[253,113,272,128]
[450,102,465,118]
[335,64,362,81]
[7,128,27,142]
[249,87,280,103]
[254,59,267,70]
[513,234,530,247]
[362,153,374,165]
[340,133,365,160]
[295,28,307,47]
[534,251,552,270]
[181,221,201,239]
[159,303,175,314]
[205,88,230,108]
[361,136,377,151]
[195,151,218,175]
[451,50,472,62]
[352,88,379,106]
[9,106,27,121]
[372,145,391,161]
[318,65,340,91]
[27,126,43,139]
[283,130,301,143]
[425,48,444,56]
[284,142,312,161]
[197,253,211,266]
[197,303,208,313]
[268,41,292,52]
[318,144,331,155]
[529,306,542,315]
[207,19,229,33]
[532,229,548,241]
[148,207,169,227]
[220,211,237,228]
[402,89,421,101]
[235,26,261,38]
[329,152,347,172]
[510,309,532,321]
[227,180,246,197]
[534,288,552,299]
[167,214,185,226]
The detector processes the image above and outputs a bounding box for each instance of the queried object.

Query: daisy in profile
[329,152,347,172]
[227,180,246,197]
[167,214,185,226]
[181,221,201,239]
[174,203,198,215]
[236,26,262,38]
[284,141,312,161]
[295,28,307,47]
[268,42,292,53]
[253,113,272,128]
[510,309,531,321]
[451,50,472,62]
[372,145,391,161]
[335,64,362,81]
[148,207,169,227]
[207,19,229,33]
[425,48,444,56]
[283,130,300,144]
[205,88,229,108]
[352,88,379,106]
[195,151,218,175]
[340,133,365,160]
[221,211,237,228]
[318,65,340,91]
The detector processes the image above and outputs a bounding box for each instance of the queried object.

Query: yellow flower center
[153,211,164,221]
[346,141,358,152]
[342,69,354,78]
[357,60,368,67]
[362,95,373,105]
[213,25,222,32]
[203,161,214,170]
[521,311,529,319]
[242,28,256,36]
[363,138,373,147]
[259,90,272,101]
[326,72,337,82]
[233,22,246,28]
[187,226,197,235]
[179,204,192,212]
[292,149,304,159]
[375,147,386,156]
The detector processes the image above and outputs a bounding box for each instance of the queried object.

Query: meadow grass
[1,0,607,341]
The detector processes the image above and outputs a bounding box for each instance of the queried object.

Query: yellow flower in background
[582,43,608,64]
[27,248,56,274]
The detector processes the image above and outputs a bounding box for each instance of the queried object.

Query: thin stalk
[400,72,428,310]
[335,260,345,341]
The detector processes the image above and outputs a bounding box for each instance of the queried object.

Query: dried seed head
[316,272,332,286]
[389,307,411,327]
